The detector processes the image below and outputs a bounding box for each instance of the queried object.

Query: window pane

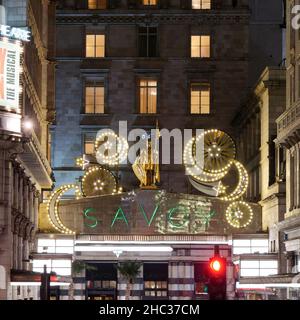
[232,247,251,254]
[251,239,269,247]
[260,261,278,269]
[240,269,259,277]
[240,260,259,269]
[56,240,74,246]
[86,46,95,58]
[140,87,147,113]
[33,260,51,268]
[52,260,71,268]
[53,268,71,276]
[56,247,74,254]
[95,47,104,57]
[38,239,55,247]
[85,142,94,154]
[233,240,251,247]
[259,269,277,276]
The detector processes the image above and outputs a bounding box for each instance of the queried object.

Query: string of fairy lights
[183,129,254,228]
[47,128,254,233]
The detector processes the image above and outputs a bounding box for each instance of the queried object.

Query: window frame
[189,82,211,115]
[138,25,159,58]
[83,133,96,155]
[190,34,211,59]
[84,80,106,114]
[87,0,107,10]
[85,33,106,58]
[191,0,212,10]
[141,0,159,7]
[138,78,158,114]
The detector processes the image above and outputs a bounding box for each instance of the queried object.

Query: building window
[86,34,105,58]
[191,35,210,58]
[85,82,105,114]
[143,0,158,5]
[192,0,211,9]
[190,83,210,114]
[144,281,168,297]
[138,27,158,57]
[84,136,95,155]
[88,0,107,9]
[232,239,269,255]
[240,260,278,277]
[143,263,168,299]
[139,79,157,113]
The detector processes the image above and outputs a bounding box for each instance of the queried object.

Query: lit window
[190,83,210,114]
[84,137,95,155]
[85,83,105,114]
[144,281,168,297]
[232,238,269,255]
[86,34,105,58]
[191,35,210,58]
[139,79,157,114]
[192,0,211,9]
[143,0,157,5]
[239,260,278,277]
[88,0,107,9]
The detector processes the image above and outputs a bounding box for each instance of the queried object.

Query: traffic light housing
[208,251,227,300]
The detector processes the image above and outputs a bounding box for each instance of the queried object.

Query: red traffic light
[209,257,225,274]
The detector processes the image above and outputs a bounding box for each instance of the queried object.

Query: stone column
[296,143,300,208]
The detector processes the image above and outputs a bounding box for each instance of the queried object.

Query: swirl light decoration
[219,160,249,202]
[95,129,128,166]
[81,166,121,197]
[225,201,254,228]
[184,129,236,183]
[47,184,81,235]
[184,129,253,228]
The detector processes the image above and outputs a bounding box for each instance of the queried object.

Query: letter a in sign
[111,207,129,227]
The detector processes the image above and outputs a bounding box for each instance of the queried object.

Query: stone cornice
[22,64,46,123]
[27,1,48,63]
[56,12,250,25]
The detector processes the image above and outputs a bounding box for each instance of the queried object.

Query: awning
[10,270,71,286]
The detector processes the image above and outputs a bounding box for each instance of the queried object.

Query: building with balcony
[0,0,56,300]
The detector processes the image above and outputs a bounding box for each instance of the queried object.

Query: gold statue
[132,126,160,189]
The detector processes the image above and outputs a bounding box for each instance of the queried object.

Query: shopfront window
[143,263,168,299]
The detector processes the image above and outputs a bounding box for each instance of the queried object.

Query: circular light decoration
[226,201,254,228]
[219,160,248,202]
[47,184,81,235]
[81,166,121,197]
[184,129,235,182]
[95,130,128,166]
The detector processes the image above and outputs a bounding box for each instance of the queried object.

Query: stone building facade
[0,0,56,300]
[233,67,287,276]
[275,0,300,297]
[52,0,283,192]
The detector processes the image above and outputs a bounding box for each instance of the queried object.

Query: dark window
[269,135,276,186]
[194,263,209,296]
[138,27,158,57]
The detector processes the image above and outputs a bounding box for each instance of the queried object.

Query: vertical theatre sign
[0,40,21,110]
[0,25,30,133]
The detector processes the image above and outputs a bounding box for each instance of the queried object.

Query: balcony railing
[277,102,300,135]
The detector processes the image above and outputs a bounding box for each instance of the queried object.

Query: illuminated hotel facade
[29,0,284,301]
[0,0,286,300]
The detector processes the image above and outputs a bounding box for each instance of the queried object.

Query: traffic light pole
[40,264,50,300]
